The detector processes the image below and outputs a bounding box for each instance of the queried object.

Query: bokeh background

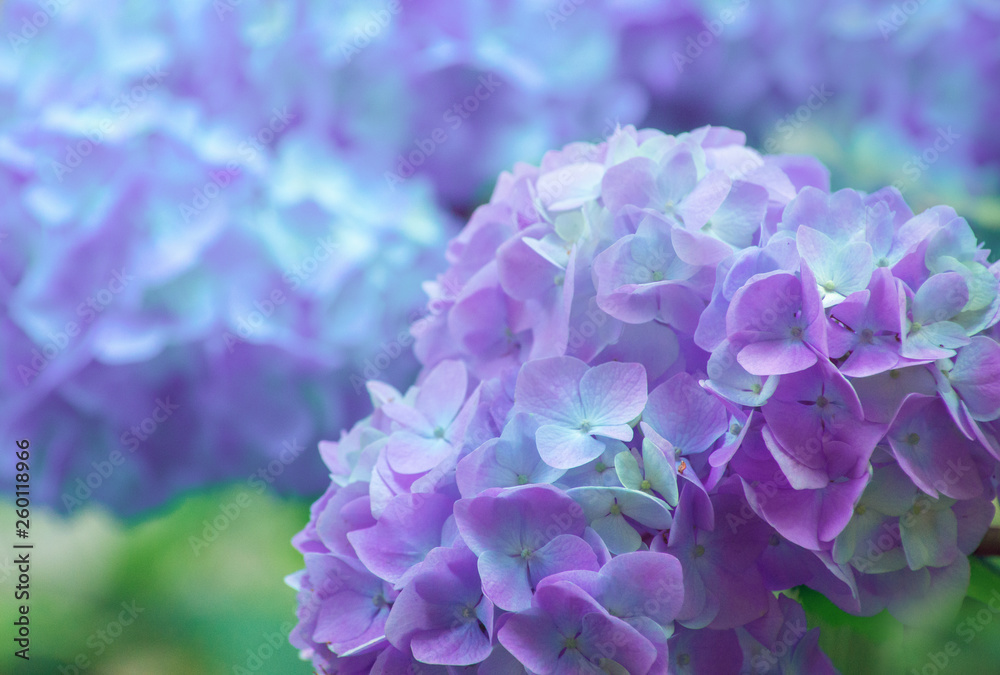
[1,0,999,673]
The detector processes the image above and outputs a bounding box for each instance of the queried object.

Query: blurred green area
[772,124,1000,236]
[801,558,1000,674]
[1,488,998,674]
[0,486,314,674]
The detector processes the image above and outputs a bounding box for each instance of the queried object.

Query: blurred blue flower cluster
[0,0,451,513]
[1,0,998,514]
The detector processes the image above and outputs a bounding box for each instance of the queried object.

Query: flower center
[889,369,901,379]
[594,462,607,473]
[521,548,534,559]
[609,503,622,516]
[433,426,446,439]
[564,636,579,650]
[579,420,592,434]
[769,534,780,546]
[815,395,829,408]
[517,474,529,485]
[650,269,664,282]
[860,328,875,344]
[789,326,803,339]
[909,321,922,334]
[855,504,867,515]
[906,432,920,445]
[822,280,837,292]
[730,423,742,435]
[693,544,706,558]
[640,479,652,491]
[751,382,762,394]
[677,653,691,666]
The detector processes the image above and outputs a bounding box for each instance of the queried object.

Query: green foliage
[800,557,1000,674]
[0,486,314,674]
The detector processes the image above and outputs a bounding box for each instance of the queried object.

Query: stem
[974,528,1000,557]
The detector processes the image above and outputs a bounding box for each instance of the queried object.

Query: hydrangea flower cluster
[291,124,1000,674]
[4,0,997,514]
[0,1,448,513]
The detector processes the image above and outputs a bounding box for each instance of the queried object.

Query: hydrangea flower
[0,1,451,514]
[513,356,647,470]
[498,580,658,674]
[383,544,495,666]
[454,484,599,612]
[293,124,1000,672]
[7,0,999,516]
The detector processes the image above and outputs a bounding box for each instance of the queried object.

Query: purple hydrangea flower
[513,356,647,470]
[498,580,657,675]
[292,124,1000,673]
[454,485,599,612]
[456,413,565,497]
[384,545,494,666]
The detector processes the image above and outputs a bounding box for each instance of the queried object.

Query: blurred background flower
[1,0,450,514]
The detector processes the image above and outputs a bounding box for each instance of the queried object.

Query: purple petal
[644,373,727,455]
[579,361,648,426]
[348,493,452,584]
[514,356,588,425]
